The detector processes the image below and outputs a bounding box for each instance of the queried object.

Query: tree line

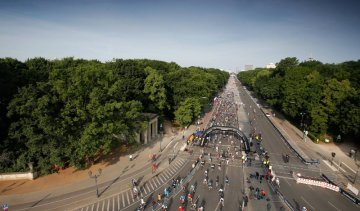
[0,57,229,174]
[237,57,359,142]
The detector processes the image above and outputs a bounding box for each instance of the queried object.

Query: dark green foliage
[0,57,228,174]
[238,58,360,140]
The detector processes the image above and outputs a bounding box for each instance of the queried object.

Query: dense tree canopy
[238,57,360,141]
[0,57,228,174]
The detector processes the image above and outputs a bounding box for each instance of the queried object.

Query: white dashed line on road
[149,180,155,190]
[126,191,130,205]
[117,195,120,209]
[328,201,341,211]
[154,176,161,186]
[307,184,315,190]
[145,183,151,193]
[284,179,292,186]
[301,196,315,210]
[121,192,125,208]
[95,201,99,211]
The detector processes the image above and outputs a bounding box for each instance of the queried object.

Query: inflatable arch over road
[201,126,251,153]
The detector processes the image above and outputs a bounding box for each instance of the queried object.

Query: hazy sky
[0,0,359,70]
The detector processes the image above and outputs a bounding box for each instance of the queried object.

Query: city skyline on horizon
[0,0,359,71]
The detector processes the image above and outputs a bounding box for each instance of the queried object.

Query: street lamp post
[88,168,102,198]
[300,112,306,130]
[159,124,163,152]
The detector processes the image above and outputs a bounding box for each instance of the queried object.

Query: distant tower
[308,52,315,61]
[244,65,253,71]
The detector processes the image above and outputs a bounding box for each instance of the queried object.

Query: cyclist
[140,197,145,207]
[190,184,196,193]
[208,180,213,190]
[180,195,186,204]
[219,197,224,206]
[275,177,280,188]
[203,178,207,185]
[188,192,193,203]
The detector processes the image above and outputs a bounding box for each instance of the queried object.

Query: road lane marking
[112,196,115,210]
[307,185,314,190]
[96,202,99,211]
[71,157,191,211]
[145,183,151,193]
[126,191,130,205]
[163,170,170,178]
[214,200,221,211]
[164,170,172,178]
[301,196,314,210]
[150,180,155,190]
[101,200,105,211]
[328,201,340,211]
[161,173,167,181]
[117,195,120,209]
[107,198,110,210]
[167,166,175,174]
[168,166,176,174]
[85,205,88,211]
[155,177,161,186]
[159,174,166,183]
[174,161,182,169]
[275,175,294,179]
[323,160,338,171]
[284,179,292,186]
[224,166,229,191]
[122,193,125,208]
[90,203,94,211]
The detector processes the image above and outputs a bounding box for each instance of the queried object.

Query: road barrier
[292,172,340,192]
[267,177,295,211]
[321,174,360,206]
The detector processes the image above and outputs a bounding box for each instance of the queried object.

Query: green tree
[274,57,299,76]
[281,66,311,118]
[322,79,356,127]
[174,98,201,127]
[143,67,167,111]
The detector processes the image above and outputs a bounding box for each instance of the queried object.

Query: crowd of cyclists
[135,76,246,211]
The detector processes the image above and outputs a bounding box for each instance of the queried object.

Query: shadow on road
[293,199,300,210]
[0,181,26,194]
[31,193,52,208]
[98,176,121,197]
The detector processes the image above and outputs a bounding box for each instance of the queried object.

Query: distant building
[266,63,276,69]
[244,65,253,71]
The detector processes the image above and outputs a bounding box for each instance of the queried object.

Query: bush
[307,132,317,143]
[319,134,333,143]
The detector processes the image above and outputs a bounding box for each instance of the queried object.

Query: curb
[259,108,319,165]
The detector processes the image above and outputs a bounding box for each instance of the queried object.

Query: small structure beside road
[135,113,159,144]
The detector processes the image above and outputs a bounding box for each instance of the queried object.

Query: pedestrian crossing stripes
[72,157,187,211]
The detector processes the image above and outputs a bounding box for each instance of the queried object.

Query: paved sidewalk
[0,125,196,206]
[264,107,360,194]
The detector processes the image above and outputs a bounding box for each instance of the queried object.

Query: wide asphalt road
[236,77,358,211]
